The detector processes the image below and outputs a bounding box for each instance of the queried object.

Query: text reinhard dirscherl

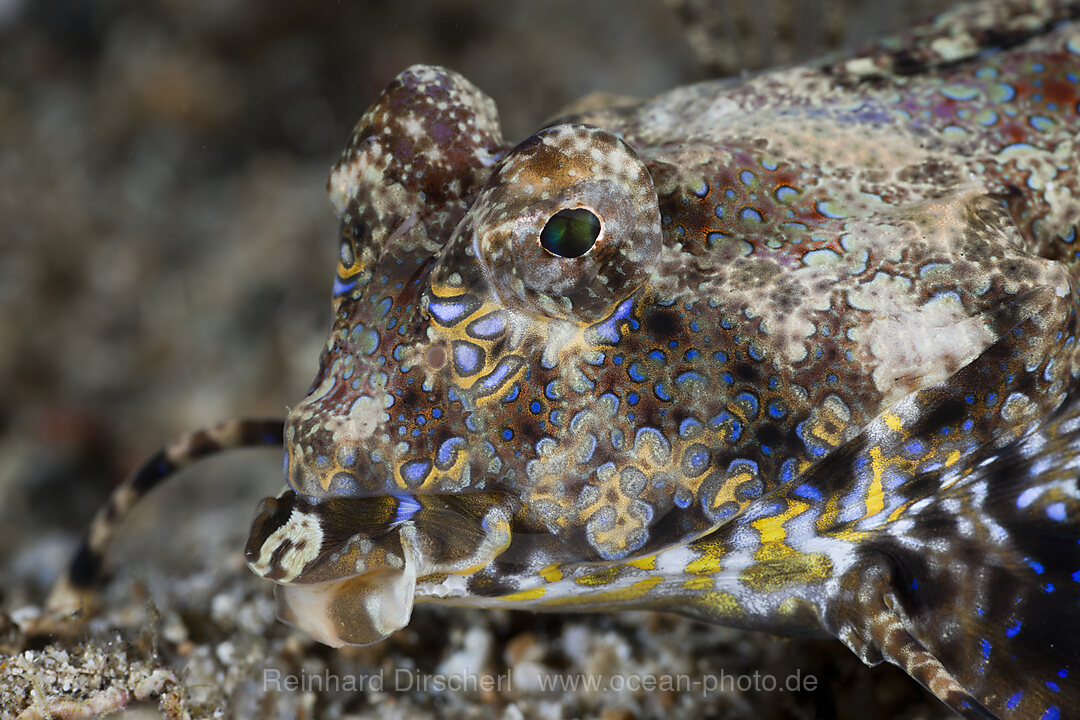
[262,667,818,696]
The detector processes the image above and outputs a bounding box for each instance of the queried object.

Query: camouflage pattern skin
[53,1,1080,717]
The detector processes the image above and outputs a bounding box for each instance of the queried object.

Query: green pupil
[539,208,601,258]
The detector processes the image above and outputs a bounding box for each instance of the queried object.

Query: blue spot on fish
[453,342,482,374]
[793,484,824,502]
[333,276,357,295]
[436,437,465,467]
[740,207,764,223]
[429,300,471,325]
[591,298,635,343]
[775,185,797,202]
[1029,115,1054,131]
[401,460,431,484]
[392,493,422,524]
[468,312,507,338]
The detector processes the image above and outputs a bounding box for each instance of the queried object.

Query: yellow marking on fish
[752,499,809,544]
[542,576,663,607]
[695,590,746,619]
[866,446,886,517]
[810,418,843,447]
[575,565,621,587]
[686,534,727,575]
[742,544,832,593]
[539,563,563,583]
[413,452,472,492]
[713,471,751,511]
[501,587,546,602]
[888,499,915,522]
[683,575,714,591]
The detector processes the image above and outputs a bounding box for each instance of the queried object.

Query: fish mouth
[244,488,515,646]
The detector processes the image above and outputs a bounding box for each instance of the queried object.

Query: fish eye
[539,208,601,258]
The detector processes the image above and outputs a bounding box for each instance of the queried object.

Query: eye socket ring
[539,208,602,258]
[468,123,661,320]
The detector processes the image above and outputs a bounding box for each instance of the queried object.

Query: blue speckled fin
[828,391,1080,719]
[751,293,1080,718]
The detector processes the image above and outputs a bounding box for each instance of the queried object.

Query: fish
[49,1,1080,716]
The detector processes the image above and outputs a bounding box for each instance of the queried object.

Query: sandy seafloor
[1,1,965,717]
